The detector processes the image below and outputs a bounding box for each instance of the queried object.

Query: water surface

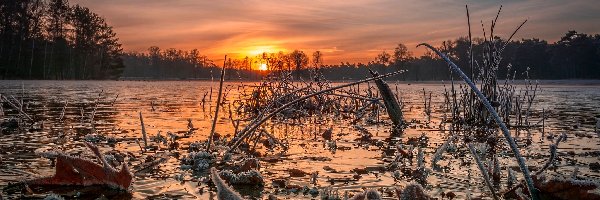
[0,80,599,199]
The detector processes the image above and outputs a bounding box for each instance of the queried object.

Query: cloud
[71,0,600,64]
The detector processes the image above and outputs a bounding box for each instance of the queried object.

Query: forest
[0,0,123,79]
[1,1,599,80]
[371,31,600,81]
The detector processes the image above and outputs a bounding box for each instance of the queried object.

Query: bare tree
[392,43,412,67]
[289,50,308,79]
[376,51,391,66]
[312,51,323,69]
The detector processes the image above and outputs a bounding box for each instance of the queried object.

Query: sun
[259,63,268,71]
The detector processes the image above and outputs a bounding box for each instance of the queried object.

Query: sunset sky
[71,0,600,64]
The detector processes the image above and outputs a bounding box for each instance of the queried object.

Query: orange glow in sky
[70,0,600,64]
[245,45,284,56]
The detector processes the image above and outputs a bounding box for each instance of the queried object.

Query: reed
[89,90,103,125]
[467,143,500,200]
[431,134,457,168]
[59,100,68,122]
[207,55,227,151]
[1,95,32,121]
[139,112,148,148]
[418,43,538,200]
[0,94,4,118]
[536,133,566,176]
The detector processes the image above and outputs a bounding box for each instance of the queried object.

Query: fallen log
[368,69,404,132]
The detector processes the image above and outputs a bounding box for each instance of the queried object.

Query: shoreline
[2,79,600,85]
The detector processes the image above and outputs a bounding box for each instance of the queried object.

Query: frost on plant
[181,151,215,171]
[219,169,264,186]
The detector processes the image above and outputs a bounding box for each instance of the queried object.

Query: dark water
[0,80,599,199]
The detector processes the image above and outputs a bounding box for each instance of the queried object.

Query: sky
[71,0,600,64]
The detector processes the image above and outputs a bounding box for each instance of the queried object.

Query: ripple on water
[0,80,599,199]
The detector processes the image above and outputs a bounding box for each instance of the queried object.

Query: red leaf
[26,142,133,190]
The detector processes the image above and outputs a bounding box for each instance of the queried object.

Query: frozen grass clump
[223,152,232,162]
[210,167,244,200]
[104,154,120,168]
[219,169,264,185]
[188,141,207,152]
[43,193,65,200]
[508,168,517,187]
[431,134,457,168]
[181,151,215,171]
[84,133,103,143]
[320,187,342,200]
[36,149,60,159]
[106,136,117,144]
[398,182,432,200]
[347,189,382,200]
[151,131,167,145]
[417,148,425,168]
[308,187,319,196]
[392,170,402,180]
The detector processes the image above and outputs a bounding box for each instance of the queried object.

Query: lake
[0,80,599,199]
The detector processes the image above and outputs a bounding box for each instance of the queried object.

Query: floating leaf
[26,142,133,190]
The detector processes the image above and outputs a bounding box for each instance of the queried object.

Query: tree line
[121,47,218,80]
[323,30,600,81]
[123,30,600,81]
[122,48,321,80]
[1,1,598,82]
[0,0,123,79]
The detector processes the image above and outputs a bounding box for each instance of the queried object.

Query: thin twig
[501,19,528,52]
[466,5,474,79]
[59,100,68,122]
[1,95,32,121]
[467,143,500,200]
[139,112,148,148]
[207,55,227,151]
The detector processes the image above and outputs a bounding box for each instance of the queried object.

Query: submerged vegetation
[1,4,600,200]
